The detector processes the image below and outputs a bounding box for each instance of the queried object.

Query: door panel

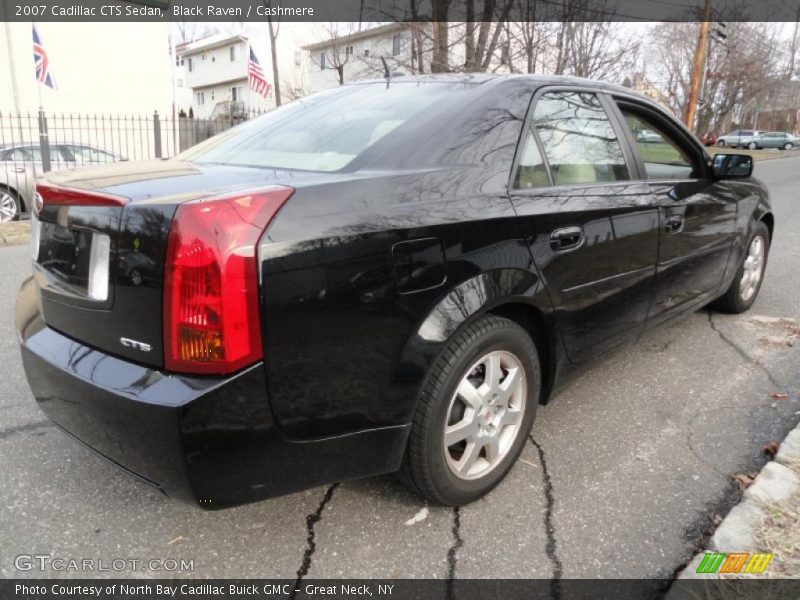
[510,183,659,363]
[509,89,658,364]
[650,181,737,317]
[613,101,738,323]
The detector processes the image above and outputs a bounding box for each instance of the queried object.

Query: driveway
[1,156,799,587]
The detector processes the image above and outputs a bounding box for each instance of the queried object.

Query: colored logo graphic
[696,552,773,574]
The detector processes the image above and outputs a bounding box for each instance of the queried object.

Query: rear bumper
[16,278,409,508]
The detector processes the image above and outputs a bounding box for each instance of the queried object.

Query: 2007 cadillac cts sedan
[16,75,772,507]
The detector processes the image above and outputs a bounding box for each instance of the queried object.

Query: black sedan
[16,75,772,507]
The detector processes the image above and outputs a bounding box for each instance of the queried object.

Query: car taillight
[163,186,294,375]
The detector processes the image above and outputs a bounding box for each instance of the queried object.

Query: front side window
[531,91,629,186]
[392,34,402,56]
[621,107,697,180]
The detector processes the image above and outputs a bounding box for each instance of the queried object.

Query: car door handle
[550,226,585,251]
[665,215,684,233]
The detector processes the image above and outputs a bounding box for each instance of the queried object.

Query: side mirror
[713,153,753,179]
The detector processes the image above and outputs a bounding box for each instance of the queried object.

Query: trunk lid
[33,160,297,369]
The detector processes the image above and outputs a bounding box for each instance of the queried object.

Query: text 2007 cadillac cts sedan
[16,75,773,507]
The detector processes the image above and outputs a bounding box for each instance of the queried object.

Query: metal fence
[0,108,266,218]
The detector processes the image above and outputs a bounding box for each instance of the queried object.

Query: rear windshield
[178,82,469,172]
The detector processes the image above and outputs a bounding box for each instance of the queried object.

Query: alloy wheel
[0,192,18,222]
[740,235,766,302]
[443,350,526,480]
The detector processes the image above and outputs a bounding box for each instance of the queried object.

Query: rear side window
[517,91,630,188]
[621,108,697,180]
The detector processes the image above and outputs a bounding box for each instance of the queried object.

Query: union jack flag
[248,47,270,98]
[33,25,56,89]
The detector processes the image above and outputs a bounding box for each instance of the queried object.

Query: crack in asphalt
[0,420,53,441]
[530,436,562,600]
[445,506,463,600]
[707,312,783,389]
[290,483,339,597]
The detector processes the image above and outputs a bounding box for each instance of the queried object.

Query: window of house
[364,47,370,57]
[319,52,326,70]
[230,45,237,61]
[527,91,630,186]
[392,34,402,56]
[620,106,698,180]
[345,45,354,56]
[294,51,302,67]
[202,51,208,61]
[211,90,215,101]
[231,86,243,102]
[196,92,205,105]
[187,57,193,72]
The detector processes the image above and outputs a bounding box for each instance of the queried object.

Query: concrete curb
[0,221,31,246]
[671,421,800,583]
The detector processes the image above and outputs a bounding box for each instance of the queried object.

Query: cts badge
[120,337,152,352]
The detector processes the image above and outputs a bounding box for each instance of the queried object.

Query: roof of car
[346,73,667,110]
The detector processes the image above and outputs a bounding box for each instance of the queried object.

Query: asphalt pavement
[1,155,799,585]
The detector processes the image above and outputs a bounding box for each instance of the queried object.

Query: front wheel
[717,140,726,147]
[711,221,770,314]
[399,315,540,505]
[748,142,758,150]
[784,142,793,151]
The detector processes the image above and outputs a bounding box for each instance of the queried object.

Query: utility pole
[685,0,713,132]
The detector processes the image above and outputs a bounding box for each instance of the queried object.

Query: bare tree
[309,23,358,85]
[649,21,787,132]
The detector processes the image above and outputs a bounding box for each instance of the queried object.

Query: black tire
[398,315,540,505]
[748,142,757,150]
[784,143,793,151]
[711,221,770,314]
[717,140,725,147]
[0,187,21,223]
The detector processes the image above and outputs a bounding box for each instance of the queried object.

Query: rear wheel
[717,140,726,147]
[0,188,20,222]
[784,142,793,151]
[399,315,540,505]
[748,142,758,150]
[711,221,770,314]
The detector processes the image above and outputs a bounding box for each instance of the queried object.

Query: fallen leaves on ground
[733,473,757,490]
[763,441,780,457]
[770,392,789,400]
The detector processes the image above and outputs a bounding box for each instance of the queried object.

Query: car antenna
[381,57,391,86]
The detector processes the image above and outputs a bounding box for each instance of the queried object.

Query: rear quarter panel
[257,79,554,438]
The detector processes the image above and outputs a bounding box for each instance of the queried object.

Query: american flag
[32,25,56,90]
[249,47,271,98]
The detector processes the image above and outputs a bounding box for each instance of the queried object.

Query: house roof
[178,33,248,56]
[302,23,409,51]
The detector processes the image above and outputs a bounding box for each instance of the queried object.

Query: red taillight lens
[163,186,294,375]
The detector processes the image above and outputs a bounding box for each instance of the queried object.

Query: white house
[303,24,430,93]
[178,33,273,119]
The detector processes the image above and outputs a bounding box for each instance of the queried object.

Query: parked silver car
[716,129,762,148]
[0,143,123,221]
[746,131,800,150]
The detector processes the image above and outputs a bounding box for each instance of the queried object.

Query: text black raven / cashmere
[15,75,773,507]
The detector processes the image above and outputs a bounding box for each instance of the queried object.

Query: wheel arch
[390,268,560,427]
[760,211,774,242]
